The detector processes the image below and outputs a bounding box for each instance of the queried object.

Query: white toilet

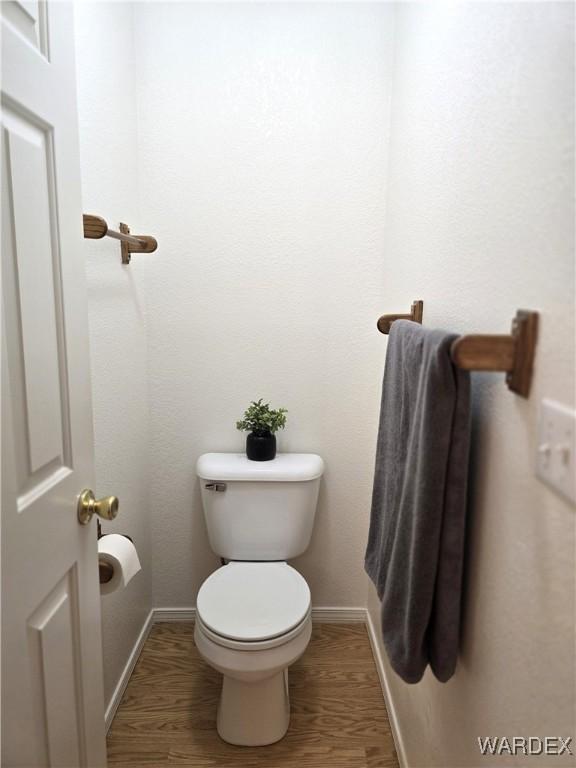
[194,452,324,746]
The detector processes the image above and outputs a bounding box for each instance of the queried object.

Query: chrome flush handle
[205,482,227,492]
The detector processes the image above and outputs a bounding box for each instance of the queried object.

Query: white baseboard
[104,609,154,732]
[311,606,366,622]
[152,606,196,622]
[365,608,408,768]
[150,606,367,624]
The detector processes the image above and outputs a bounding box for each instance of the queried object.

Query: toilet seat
[196,608,311,651]
[196,562,311,643]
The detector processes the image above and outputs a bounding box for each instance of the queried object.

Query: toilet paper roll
[98,534,141,596]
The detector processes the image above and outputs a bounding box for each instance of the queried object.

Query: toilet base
[217,669,290,746]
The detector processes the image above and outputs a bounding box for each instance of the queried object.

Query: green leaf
[236,399,288,434]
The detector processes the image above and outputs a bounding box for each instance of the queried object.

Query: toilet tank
[196,453,324,561]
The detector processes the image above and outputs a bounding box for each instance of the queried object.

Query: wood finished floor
[107,622,399,768]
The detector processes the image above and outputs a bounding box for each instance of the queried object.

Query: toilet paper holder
[99,559,115,585]
[97,522,134,584]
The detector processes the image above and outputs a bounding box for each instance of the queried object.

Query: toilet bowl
[195,561,312,745]
[195,452,324,745]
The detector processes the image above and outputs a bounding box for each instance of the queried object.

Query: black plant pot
[246,431,276,461]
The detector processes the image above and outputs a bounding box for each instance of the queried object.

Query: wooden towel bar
[83,213,157,265]
[377,300,538,398]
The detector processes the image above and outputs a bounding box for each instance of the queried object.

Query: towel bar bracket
[118,222,158,265]
[506,310,538,397]
[450,310,538,397]
[377,300,424,334]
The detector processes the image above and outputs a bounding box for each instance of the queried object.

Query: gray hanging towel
[365,320,471,684]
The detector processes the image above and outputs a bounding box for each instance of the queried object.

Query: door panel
[2,3,107,766]
[1,0,49,58]
[3,107,70,493]
[28,570,83,768]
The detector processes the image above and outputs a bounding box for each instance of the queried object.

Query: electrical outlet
[536,399,576,504]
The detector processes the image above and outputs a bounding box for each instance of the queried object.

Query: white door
[1,2,108,766]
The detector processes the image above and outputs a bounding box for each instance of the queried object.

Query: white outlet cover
[536,399,576,504]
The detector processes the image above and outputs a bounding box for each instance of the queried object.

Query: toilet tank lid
[196,453,324,482]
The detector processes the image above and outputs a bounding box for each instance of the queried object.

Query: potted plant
[236,399,288,461]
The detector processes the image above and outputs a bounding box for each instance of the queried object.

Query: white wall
[367,4,575,767]
[75,2,152,709]
[134,2,395,608]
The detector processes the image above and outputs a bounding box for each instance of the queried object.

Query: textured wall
[367,4,575,766]
[75,2,152,710]
[133,2,395,608]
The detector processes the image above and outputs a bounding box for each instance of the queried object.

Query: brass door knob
[77,489,119,525]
